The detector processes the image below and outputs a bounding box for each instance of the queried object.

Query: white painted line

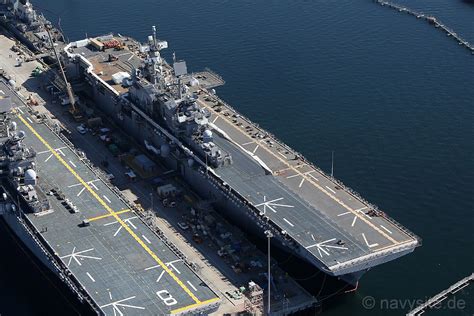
[0,89,4,95]
[241,140,254,146]
[212,116,219,124]
[57,148,66,156]
[362,233,379,248]
[142,235,151,244]
[26,117,33,123]
[77,187,86,197]
[108,291,113,300]
[308,173,319,181]
[103,195,111,204]
[86,272,96,282]
[283,218,295,227]
[286,173,300,179]
[380,225,393,235]
[156,270,165,283]
[311,234,315,241]
[337,211,351,217]
[127,54,134,61]
[144,264,159,271]
[325,186,336,194]
[299,178,306,188]
[187,281,198,291]
[69,160,77,168]
[354,207,368,213]
[351,216,357,227]
[90,181,99,191]
[252,145,259,154]
[44,154,53,162]
[278,151,287,158]
[17,107,24,114]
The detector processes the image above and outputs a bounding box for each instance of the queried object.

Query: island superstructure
[60,26,420,286]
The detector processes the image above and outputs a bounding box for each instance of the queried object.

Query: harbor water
[0,0,472,314]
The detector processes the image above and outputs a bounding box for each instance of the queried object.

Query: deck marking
[255,196,294,214]
[362,233,379,248]
[104,216,139,237]
[197,100,402,244]
[252,145,259,154]
[69,160,77,168]
[380,225,393,235]
[103,195,112,204]
[18,115,202,304]
[308,173,319,181]
[298,178,305,188]
[86,272,96,282]
[305,238,348,258]
[187,281,198,292]
[241,140,254,146]
[59,247,102,267]
[108,291,113,300]
[77,187,86,197]
[87,209,131,222]
[100,295,145,314]
[142,235,151,244]
[156,270,165,283]
[311,234,315,241]
[337,211,351,217]
[171,297,220,315]
[37,147,67,155]
[17,107,24,114]
[354,207,368,212]
[212,116,219,124]
[0,89,4,95]
[325,186,336,194]
[283,218,295,227]
[166,259,183,274]
[44,153,53,162]
[351,216,357,227]
[26,117,33,123]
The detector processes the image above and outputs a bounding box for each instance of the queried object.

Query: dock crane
[43,20,82,121]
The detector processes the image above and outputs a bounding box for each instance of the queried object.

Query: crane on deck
[43,19,82,121]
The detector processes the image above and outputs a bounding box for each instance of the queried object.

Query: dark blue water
[1,0,473,315]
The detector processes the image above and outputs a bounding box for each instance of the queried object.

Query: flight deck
[196,93,420,275]
[2,82,220,315]
[63,35,420,278]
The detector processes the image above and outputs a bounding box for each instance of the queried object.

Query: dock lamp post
[265,230,273,315]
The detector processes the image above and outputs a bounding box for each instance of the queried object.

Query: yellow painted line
[87,209,131,222]
[171,297,220,314]
[18,115,201,304]
[198,98,402,244]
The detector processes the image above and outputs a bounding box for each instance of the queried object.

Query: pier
[407,273,474,315]
[375,0,474,54]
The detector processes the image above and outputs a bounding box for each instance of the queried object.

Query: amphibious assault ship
[59,26,421,287]
[0,0,64,59]
[0,0,421,313]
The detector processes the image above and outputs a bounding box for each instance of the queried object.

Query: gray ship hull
[74,75,398,288]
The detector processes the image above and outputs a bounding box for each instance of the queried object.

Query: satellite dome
[25,169,37,185]
[203,130,213,143]
[17,130,26,139]
[189,77,199,87]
